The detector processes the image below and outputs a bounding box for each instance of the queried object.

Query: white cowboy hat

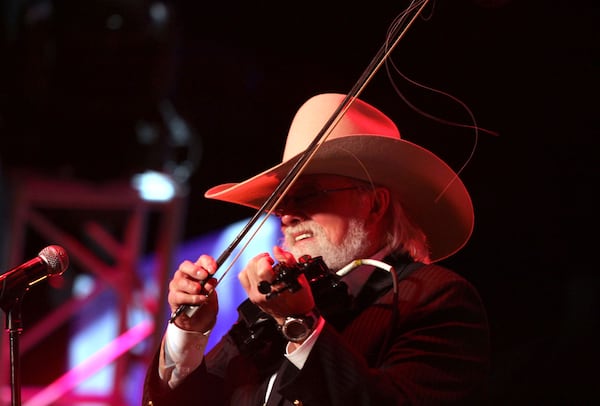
[205,93,474,262]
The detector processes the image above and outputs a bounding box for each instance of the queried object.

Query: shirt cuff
[160,322,211,388]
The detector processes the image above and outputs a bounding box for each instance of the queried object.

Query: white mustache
[284,222,323,245]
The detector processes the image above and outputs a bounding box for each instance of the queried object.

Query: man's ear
[370,187,390,219]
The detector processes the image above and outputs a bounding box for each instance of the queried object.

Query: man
[142,93,490,405]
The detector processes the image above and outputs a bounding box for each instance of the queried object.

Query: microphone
[0,245,69,295]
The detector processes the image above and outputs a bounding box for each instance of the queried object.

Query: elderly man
[142,93,490,405]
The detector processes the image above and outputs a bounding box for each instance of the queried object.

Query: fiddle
[258,255,339,297]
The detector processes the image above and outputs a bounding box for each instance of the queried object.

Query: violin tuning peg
[258,281,272,294]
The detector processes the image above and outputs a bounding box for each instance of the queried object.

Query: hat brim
[205,135,473,262]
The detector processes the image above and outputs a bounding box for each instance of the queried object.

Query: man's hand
[238,246,315,325]
[168,254,219,332]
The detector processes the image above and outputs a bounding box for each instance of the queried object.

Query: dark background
[0,0,597,404]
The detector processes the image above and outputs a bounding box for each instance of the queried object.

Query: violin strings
[384,1,500,203]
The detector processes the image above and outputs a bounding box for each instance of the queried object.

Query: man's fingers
[273,246,296,264]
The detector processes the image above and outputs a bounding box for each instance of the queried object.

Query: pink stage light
[23,320,153,406]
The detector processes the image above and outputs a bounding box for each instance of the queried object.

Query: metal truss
[0,171,186,405]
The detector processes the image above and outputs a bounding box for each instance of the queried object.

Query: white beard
[283,218,370,271]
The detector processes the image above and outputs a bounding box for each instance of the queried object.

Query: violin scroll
[258,255,333,299]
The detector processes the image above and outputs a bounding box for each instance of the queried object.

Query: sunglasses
[274,186,362,214]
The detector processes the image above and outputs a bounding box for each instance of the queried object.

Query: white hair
[385,196,431,264]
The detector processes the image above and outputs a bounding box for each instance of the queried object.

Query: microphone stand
[1,292,26,406]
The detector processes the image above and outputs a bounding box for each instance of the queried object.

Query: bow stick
[171,0,431,322]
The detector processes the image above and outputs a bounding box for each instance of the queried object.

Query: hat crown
[205,92,474,263]
[283,93,401,162]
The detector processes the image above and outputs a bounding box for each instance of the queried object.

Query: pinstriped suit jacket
[142,261,490,405]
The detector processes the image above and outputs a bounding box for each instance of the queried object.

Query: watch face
[283,319,309,340]
[279,310,319,342]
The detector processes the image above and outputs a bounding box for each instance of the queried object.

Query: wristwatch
[278,309,320,343]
